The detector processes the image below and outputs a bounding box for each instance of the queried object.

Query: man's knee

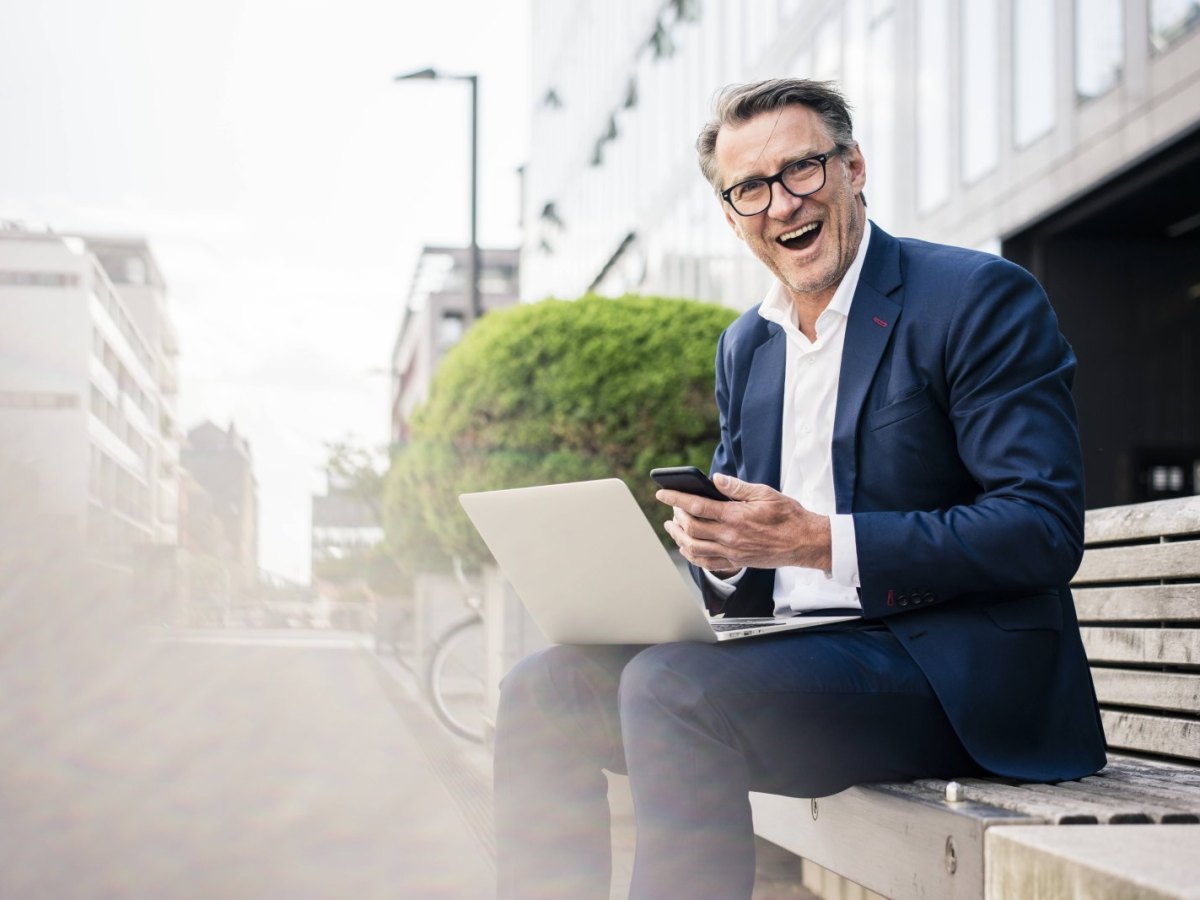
[618,642,718,721]
[500,643,635,719]
[500,644,584,709]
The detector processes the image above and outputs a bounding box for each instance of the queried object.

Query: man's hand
[656,473,832,575]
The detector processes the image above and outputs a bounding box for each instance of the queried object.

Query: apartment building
[389,245,520,443]
[181,420,258,598]
[521,0,1200,507]
[0,226,181,562]
[87,235,182,544]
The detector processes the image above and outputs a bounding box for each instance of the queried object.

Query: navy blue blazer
[698,224,1107,782]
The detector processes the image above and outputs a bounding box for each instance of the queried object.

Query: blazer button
[923,593,935,603]
[899,598,909,607]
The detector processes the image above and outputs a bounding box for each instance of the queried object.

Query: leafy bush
[385,294,737,565]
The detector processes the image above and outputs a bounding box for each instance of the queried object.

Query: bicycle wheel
[425,616,486,742]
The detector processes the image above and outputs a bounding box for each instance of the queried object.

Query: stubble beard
[775,199,864,302]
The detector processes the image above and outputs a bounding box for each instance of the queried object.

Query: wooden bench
[750,495,1200,899]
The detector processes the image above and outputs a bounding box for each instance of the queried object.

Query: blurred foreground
[0,535,493,899]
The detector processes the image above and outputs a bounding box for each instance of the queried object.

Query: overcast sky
[0,0,531,582]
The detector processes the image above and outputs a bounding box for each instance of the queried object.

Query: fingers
[663,519,736,571]
[655,488,731,521]
[664,518,737,567]
[712,472,775,501]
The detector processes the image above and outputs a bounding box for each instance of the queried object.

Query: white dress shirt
[705,222,872,615]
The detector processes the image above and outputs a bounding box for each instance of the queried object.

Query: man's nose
[766,181,803,219]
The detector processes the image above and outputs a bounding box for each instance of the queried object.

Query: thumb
[712,473,770,500]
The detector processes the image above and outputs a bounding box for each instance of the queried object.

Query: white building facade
[523,0,1199,301]
[522,0,1200,508]
[0,227,182,561]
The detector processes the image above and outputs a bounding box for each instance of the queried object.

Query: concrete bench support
[985,825,1200,900]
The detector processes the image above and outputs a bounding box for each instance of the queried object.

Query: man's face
[714,104,866,307]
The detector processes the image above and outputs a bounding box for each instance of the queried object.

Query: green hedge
[384,294,736,565]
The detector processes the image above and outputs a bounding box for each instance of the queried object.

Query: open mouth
[777,222,821,251]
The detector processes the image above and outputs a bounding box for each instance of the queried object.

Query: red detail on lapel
[872,316,889,328]
[887,589,895,607]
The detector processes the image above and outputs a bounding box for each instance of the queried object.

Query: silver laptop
[459,478,857,644]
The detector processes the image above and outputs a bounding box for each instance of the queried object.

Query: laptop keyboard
[710,618,790,632]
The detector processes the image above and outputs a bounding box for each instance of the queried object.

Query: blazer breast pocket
[865,384,934,431]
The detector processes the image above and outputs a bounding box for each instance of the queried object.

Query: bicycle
[423,560,487,743]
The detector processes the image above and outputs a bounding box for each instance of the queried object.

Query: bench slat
[1083,496,1200,544]
[1084,772,1200,806]
[1100,709,1200,761]
[1073,539,1200,584]
[1073,584,1200,622]
[1080,627,1200,667]
[1104,753,1200,786]
[1044,778,1200,820]
[917,778,1170,824]
[1091,667,1200,714]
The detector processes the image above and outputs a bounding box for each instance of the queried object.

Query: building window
[1013,0,1057,147]
[813,14,843,82]
[438,311,465,348]
[961,0,1000,183]
[0,270,80,287]
[1150,0,1200,51]
[787,45,813,79]
[124,256,147,285]
[0,391,78,409]
[1075,0,1123,100]
[917,0,952,212]
[864,7,897,225]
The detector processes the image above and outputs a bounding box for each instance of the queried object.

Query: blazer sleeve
[853,257,1086,618]
[689,329,776,618]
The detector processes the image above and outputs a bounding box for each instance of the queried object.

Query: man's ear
[843,144,867,196]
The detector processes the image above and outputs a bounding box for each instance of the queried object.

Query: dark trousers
[493,625,982,899]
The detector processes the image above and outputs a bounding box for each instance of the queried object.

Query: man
[493,79,1106,900]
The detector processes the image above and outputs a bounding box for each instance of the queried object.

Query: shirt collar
[758,220,873,336]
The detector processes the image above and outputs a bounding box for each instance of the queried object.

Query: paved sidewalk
[0,551,813,900]
[0,622,495,899]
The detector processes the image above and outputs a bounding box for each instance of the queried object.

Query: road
[0,625,495,899]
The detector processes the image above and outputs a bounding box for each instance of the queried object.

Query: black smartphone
[649,466,729,501]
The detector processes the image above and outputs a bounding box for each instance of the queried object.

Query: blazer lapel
[832,227,903,512]
[743,329,785,490]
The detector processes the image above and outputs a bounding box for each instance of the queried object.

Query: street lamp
[395,67,482,323]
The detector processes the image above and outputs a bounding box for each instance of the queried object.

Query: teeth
[779,222,819,243]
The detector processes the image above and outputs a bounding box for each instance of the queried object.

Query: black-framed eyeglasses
[721,147,842,216]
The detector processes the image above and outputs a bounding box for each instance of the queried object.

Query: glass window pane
[813,15,843,82]
[867,11,896,224]
[917,0,951,211]
[1075,0,1123,100]
[961,0,1000,183]
[788,45,814,78]
[1014,0,1056,147]
[1150,0,1200,51]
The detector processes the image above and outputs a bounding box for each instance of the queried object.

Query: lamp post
[395,67,482,323]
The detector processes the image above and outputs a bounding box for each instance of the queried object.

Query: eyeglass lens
[729,157,827,215]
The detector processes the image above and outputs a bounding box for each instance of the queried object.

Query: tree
[313,441,415,597]
[385,294,737,566]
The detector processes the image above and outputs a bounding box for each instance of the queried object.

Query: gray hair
[696,78,857,193]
